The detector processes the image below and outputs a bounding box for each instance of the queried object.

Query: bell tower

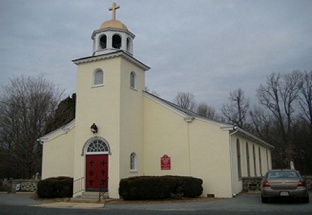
[72,2,149,198]
[91,2,135,56]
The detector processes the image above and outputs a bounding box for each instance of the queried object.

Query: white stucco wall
[74,57,122,198]
[41,126,75,179]
[119,58,145,180]
[143,94,233,198]
[188,119,233,198]
[73,55,148,198]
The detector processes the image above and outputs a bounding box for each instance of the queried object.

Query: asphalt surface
[0,192,311,215]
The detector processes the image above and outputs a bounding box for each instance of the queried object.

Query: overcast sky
[1,0,312,110]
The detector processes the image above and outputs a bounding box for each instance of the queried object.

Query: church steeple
[91,2,135,56]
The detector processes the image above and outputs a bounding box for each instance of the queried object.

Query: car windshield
[267,171,300,179]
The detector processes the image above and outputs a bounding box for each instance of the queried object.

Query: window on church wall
[236,139,242,179]
[130,152,137,172]
[94,69,104,86]
[130,72,136,89]
[266,149,270,170]
[259,147,263,176]
[253,145,257,176]
[87,139,109,153]
[112,34,122,49]
[246,142,250,177]
[100,35,107,49]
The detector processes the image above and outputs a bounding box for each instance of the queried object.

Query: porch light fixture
[90,123,98,133]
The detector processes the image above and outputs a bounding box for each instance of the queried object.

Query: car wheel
[261,195,269,203]
[303,195,310,203]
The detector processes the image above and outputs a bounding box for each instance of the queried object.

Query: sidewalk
[33,201,105,209]
[0,192,105,209]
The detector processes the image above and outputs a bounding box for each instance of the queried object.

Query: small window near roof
[94,69,103,86]
[130,72,136,89]
[130,152,137,172]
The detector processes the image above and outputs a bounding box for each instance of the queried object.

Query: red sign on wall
[161,154,171,170]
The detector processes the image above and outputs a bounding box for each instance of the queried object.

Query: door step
[71,191,109,203]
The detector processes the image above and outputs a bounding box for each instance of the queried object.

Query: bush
[119,176,203,200]
[37,176,73,198]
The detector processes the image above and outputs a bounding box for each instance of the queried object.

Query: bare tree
[298,70,312,127]
[0,76,62,178]
[221,88,250,129]
[173,92,196,111]
[256,72,300,166]
[196,102,217,120]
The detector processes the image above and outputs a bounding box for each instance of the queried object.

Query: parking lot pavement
[0,192,311,212]
[103,192,312,212]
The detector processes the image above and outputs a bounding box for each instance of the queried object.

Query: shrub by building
[119,176,203,200]
[37,177,73,198]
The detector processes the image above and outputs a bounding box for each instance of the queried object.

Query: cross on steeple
[109,2,120,20]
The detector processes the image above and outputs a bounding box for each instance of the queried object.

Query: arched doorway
[84,138,110,192]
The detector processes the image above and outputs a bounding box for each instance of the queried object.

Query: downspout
[229,126,238,197]
[184,116,194,176]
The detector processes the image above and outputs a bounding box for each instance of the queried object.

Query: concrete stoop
[71,191,108,203]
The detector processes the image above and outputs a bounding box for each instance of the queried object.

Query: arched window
[94,69,103,86]
[87,139,109,154]
[130,152,137,171]
[112,34,121,49]
[100,35,107,49]
[130,72,136,89]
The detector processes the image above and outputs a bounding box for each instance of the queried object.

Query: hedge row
[37,177,73,198]
[119,176,203,200]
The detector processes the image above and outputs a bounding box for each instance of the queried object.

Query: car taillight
[262,180,270,187]
[298,180,305,186]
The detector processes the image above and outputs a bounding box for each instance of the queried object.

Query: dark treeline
[174,70,312,175]
[0,76,75,179]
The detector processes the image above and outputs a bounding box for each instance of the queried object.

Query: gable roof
[37,119,75,144]
[144,91,230,125]
[144,91,274,150]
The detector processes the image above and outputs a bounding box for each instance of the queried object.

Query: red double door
[85,154,108,192]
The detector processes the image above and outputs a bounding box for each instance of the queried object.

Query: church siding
[143,95,191,176]
[74,58,123,198]
[188,119,233,198]
[119,58,145,180]
[41,126,75,179]
[143,95,234,198]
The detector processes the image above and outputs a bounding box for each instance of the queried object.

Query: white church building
[39,3,273,199]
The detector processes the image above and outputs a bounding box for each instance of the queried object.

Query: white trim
[38,120,75,144]
[73,51,150,72]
